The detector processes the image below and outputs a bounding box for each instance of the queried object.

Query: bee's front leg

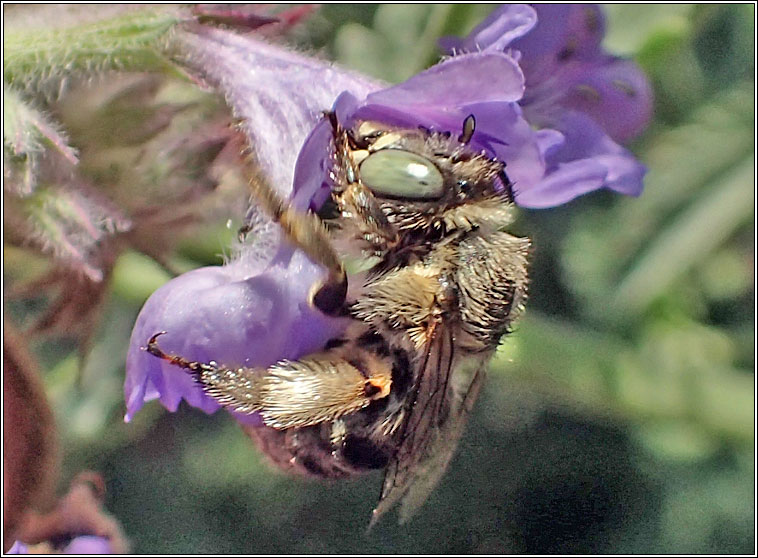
[144,332,391,429]
[245,164,347,316]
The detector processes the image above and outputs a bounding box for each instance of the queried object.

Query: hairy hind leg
[144,332,391,429]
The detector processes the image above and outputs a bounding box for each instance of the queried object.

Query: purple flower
[294,50,550,212]
[61,536,114,554]
[7,536,113,554]
[124,24,372,423]
[7,541,28,554]
[125,5,651,423]
[125,250,347,423]
[442,4,652,207]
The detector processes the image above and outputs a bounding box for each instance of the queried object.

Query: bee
[145,111,530,526]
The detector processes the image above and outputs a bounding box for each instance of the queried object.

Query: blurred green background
[4,4,755,554]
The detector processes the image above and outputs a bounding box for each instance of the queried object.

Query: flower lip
[333,52,527,141]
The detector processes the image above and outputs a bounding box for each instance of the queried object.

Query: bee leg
[144,333,392,429]
[145,332,221,376]
[245,163,347,316]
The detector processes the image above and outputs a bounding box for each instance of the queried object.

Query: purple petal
[62,536,113,555]
[515,158,610,208]
[294,52,548,206]
[439,4,537,53]
[442,5,606,88]
[365,52,525,108]
[441,4,652,144]
[291,118,335,212]
[173,26,382,200]
[456,101,548,197]
[7,541,28,554]
[534,128,566,160]
[439,3,650,206]
[292,50,542,207]
[512,4,606,83]
[507,4,652,144]
[560,58,654,143]
[124,250,346,422]
[517,111,646,208]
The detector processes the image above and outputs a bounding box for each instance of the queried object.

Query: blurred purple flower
[441,4,652,207]
[61,536,114,554]
[8,536,113,554]
[125,5,651,423]
[7,541,28,554]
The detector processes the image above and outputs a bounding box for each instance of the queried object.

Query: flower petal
[62,536,113,555]
[439,4,537,53]
[512,4,606,85]
[517,110,646,207]
[124,250,346,422]
[440,3,650,207]
[457,101,547,196]
[7,541,28,554]
[173,26,382,200]
[364,52,525,109]
[294,52,547,207]
[561,58,654,143]
[515,158,609,208]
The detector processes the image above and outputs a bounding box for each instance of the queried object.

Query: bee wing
[397,359,486,524]
[370,326,485,527]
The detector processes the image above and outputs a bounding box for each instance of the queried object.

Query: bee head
[333,115,514,237]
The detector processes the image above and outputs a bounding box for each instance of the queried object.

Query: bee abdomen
[341,434,391,470]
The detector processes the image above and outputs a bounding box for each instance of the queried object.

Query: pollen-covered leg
[245,165,347,316]
[144,333,392,430]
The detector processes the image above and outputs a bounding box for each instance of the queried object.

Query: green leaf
[496,312,752,445]
[603,4,694,55]
[110,250,172,304]
[333,23,393,81]
[333,4,473,83]
[634,421,717,462]
[614,154,754,313]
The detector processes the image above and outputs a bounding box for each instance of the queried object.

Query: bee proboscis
[145,111,530,526]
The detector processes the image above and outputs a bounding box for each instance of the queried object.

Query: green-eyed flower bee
[147,113,529,526]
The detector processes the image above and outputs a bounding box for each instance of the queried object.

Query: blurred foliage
[3,3,755,554]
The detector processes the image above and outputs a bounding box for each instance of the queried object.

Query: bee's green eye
[359,150,444,199]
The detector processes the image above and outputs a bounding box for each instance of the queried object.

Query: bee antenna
[458,114,476,145]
